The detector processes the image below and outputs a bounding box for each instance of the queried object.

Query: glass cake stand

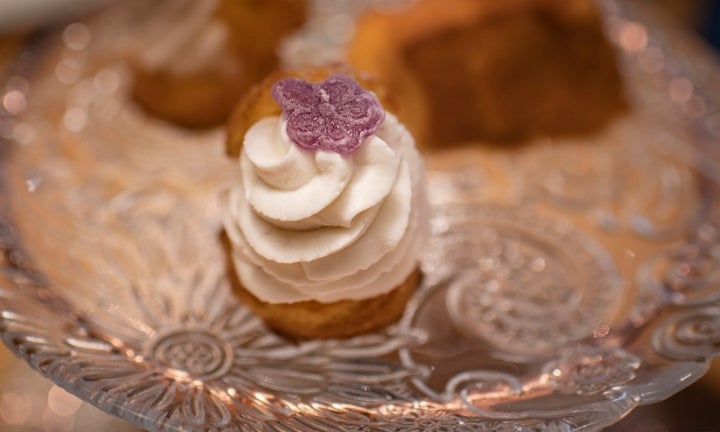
[1,1,720,431]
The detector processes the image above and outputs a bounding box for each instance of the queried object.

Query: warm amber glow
[63,23,91,51]
[668,78,694,104]
[619,22,648,52]
[2,90,26,115]
[47,385,82,417]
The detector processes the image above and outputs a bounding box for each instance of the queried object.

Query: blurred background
[1,0,720,431]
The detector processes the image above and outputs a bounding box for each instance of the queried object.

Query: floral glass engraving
[546,347,641,396]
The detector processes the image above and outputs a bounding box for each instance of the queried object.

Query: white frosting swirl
[224,113,428,304]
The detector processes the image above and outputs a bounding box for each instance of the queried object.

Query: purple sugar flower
[271,74,386,155]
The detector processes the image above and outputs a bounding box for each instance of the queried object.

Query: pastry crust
[131,0,306,129]
[348,0,626,148]
[222,233,419,339]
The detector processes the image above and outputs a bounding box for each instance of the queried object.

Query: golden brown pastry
[130,0,306,129]
[348,0,627,148]
[223,65,427,339]
[225,234,420,339]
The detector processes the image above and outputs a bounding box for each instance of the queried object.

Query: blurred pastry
[130,0,306,129]
[348,0,627,148]
[223,65,427,339]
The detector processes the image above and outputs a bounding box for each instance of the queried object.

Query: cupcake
[223,66,428,339]
[130,0,306,129]
[348,0,626,148]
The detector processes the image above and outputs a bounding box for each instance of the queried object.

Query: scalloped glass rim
[0,1,720,431]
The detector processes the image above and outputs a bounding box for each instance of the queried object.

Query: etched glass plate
[1,1,720,431]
